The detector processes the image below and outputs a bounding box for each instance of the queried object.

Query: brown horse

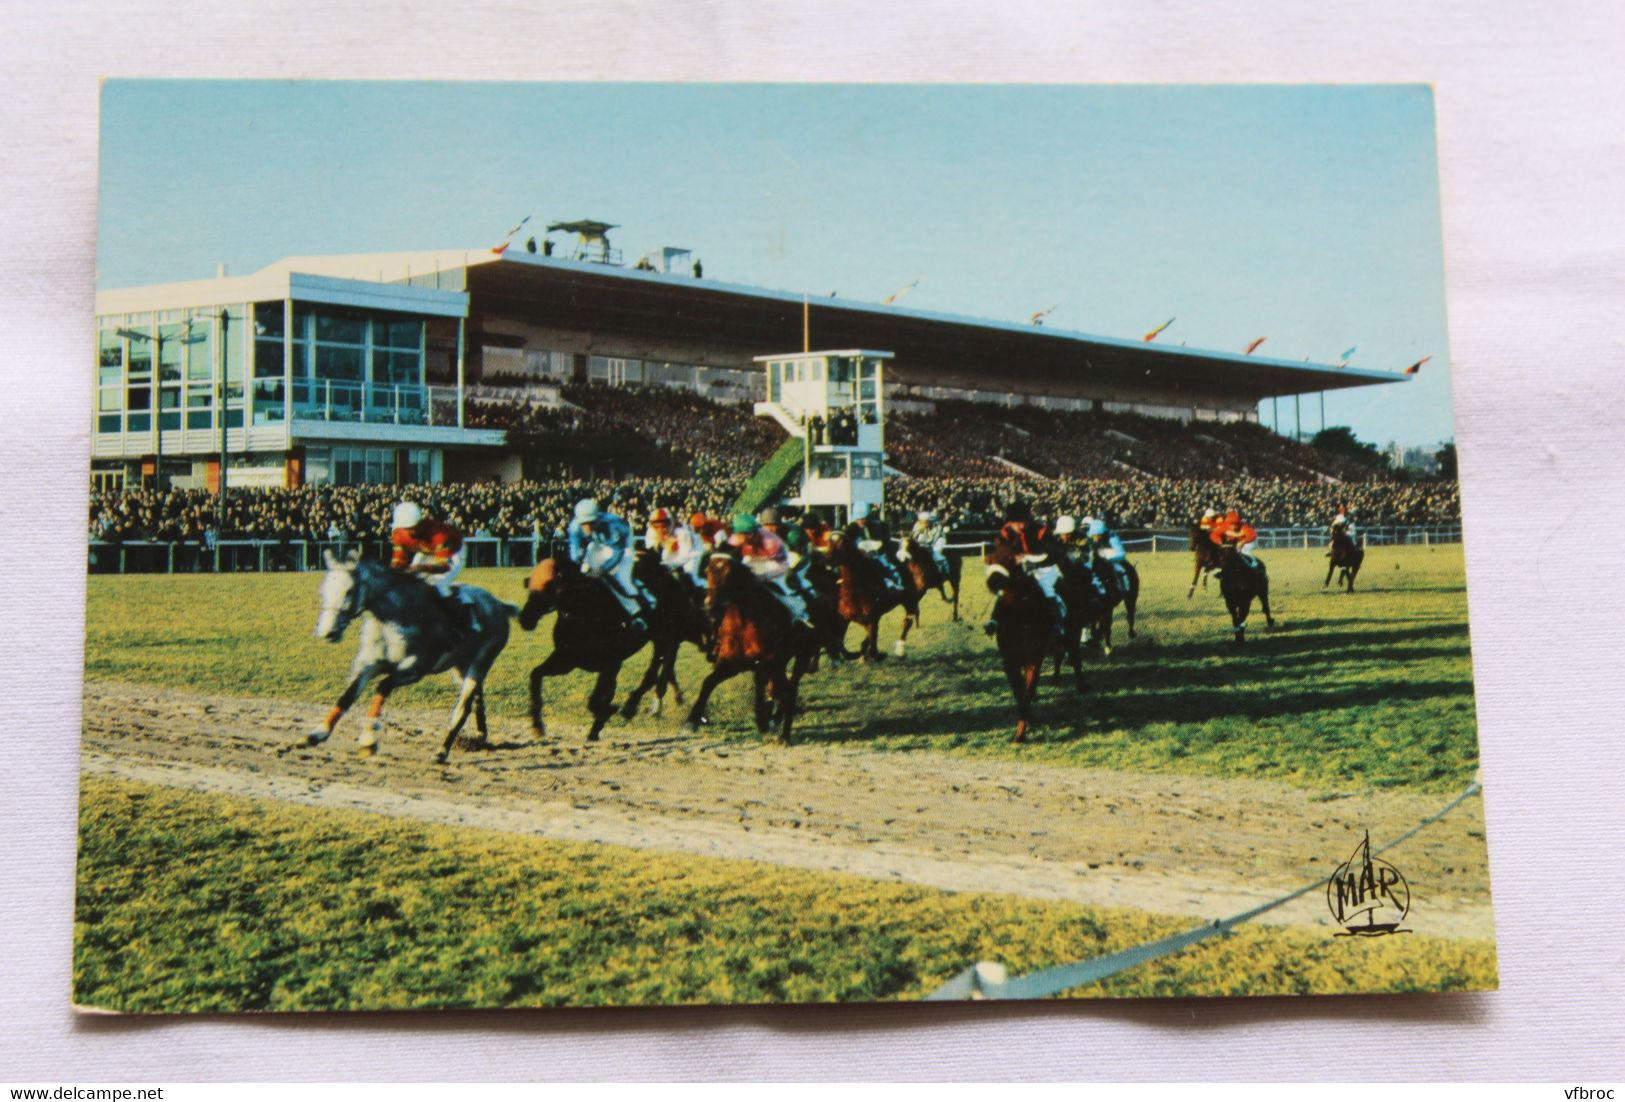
[826,532,921,660]
[984,541,1089,744]
[1216,544,1275,645]
[519,553,687,741]
[896,538,961,622]
[682,552,817,744]
[1188,525,1223,598]
[1325,529,1365,592]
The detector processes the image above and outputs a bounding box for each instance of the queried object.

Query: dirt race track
[81,679,1494,940]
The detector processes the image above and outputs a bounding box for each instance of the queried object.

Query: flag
[882,279,919,306]
[1403,356,1430,375]
[1340,345,1357,362]
[1030,304,1059,325]
[1143,317,1175,342]
[492,215,532,255]
[1245,337,1267,355]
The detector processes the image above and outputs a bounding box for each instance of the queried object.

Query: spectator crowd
[89,384,1458,544]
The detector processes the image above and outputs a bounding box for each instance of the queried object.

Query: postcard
[76,81,1493,1010]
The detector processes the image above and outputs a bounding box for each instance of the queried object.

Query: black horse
[1325,529,1365,593]
[1217,544,1275,646]
[519,553,689,742]
[1084,550,1140,656]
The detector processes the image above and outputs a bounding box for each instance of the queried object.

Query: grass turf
[85,544,1481,793]
[74,775,1497,1011]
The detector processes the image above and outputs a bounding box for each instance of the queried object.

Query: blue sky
[98,81,1455,448]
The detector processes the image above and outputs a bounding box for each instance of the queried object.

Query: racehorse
[682,551,817,744]
[309,549,516,763]
[1325,529,1365,593]
[519,552,676,742]
[896,537,962,622]
[1188,525,1223,598]
[984,541,1088,744]
[826,531,921,660]
[627,548,711,715]
[1216,543,1275,645]
[1080,551,1140,656]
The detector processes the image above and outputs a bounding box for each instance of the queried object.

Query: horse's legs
[436,674,482,763]
[1259,581,1276,628]
[1125,581,1138,639]
[309,661,382,745]
[683,660,744,732]
[621,641,665,719]
[472,685,489,744]
[527,650,575,739]
[356,674,405,754]
[583,667,620,742]
[777,653,809,745]
[862,620,884,661]
[751,667,771,733]
[1189,560,1202,599]
[1324,559,1335,587]
[1004,659,1033,743]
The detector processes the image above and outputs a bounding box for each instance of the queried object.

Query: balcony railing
[290,381,461,427]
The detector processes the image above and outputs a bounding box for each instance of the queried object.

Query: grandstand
[91,242,1409,495]
[90,238,1450,551]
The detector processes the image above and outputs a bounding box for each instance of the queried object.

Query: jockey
[646,507,704,589]
[1198,507,1222,536]
[390,500,479,634]
[843,502,906,594]
[727,513,813,627]
[756,505,784,538]
[1087,517,1132,597]
[800,512,834,554]
[688,510,730,550]
[1211,509,1260,570]
[569,498,655,627]
[1331,505,1356,540]
[907,510,952,577]
[992,501,1066,631]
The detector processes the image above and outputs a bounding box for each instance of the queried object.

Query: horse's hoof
[647,698,663,717]
[893,640,907,658]
[530,724,546,740]
[358,729,378,752]
[305,730,329,747]
[586,731,601,743]
[435,751,450,765]
[356,742,378,759]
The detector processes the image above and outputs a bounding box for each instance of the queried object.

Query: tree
[1435,441,1457,480]
[1309,426,1388,471]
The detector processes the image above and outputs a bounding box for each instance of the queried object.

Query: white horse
[310,549,517,762]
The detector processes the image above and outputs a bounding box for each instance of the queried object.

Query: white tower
[752,349,891,524]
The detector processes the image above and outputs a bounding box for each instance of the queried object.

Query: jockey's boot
[774,581,814,629]
[1090,569,1110,597]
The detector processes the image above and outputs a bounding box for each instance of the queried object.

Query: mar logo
[1327,831,1411,936]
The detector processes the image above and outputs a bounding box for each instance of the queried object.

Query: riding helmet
[392,501,424,530]
[732,513,758,535]
[574,498,602,523]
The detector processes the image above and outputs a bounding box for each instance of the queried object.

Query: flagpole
[803,293,809,353]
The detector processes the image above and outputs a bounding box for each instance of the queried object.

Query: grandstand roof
[101,248,1408,405]
[463,252,1405,404]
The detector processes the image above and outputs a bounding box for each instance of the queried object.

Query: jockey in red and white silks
[390,500,465,597]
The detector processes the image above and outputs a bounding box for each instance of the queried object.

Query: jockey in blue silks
[1086,517,1131,597]
[568,498,655,625]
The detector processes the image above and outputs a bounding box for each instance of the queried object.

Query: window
[187,386,213,430]
[851,453,884,480]
[97,330,124,432]
[404,448,434,485]
[253,303,286,425]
